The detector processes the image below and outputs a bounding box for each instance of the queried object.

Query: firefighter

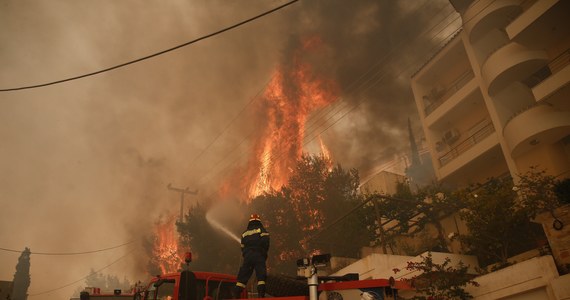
[233,214,270,298]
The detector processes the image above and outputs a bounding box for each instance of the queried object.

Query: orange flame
[164,37,339,265]
[152,216,184,274]
[222,36,339,200]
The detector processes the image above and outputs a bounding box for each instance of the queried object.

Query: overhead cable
[184,0,495,192]
[27,247,138,297]
[0,0,299,92]
[195,1,463,190]
[0,240,135,256]
[187,73,277,170]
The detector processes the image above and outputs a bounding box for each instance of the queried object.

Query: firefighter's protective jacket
[240,222,270,257]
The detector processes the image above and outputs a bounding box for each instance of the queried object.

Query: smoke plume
[0,0,454,298]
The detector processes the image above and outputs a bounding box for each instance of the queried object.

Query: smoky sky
[0,0,457,299]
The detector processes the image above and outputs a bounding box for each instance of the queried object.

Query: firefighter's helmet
[249,214,261,222]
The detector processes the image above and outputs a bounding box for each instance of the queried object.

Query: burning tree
[221,36,339,201]
[173,37,346,275]
[146,216,185,275]
[251,154,367,274]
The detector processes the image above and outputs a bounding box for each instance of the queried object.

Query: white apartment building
[411,0,570,187]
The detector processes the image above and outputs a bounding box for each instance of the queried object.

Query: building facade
[411,0,570,187]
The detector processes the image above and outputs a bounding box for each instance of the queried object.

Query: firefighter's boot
[232,286,243,299]
[257,282,266,298]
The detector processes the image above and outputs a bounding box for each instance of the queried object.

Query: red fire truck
[70,287,134,300]
[129,253,412,300]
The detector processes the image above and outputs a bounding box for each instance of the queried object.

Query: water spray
[205,211,241,244]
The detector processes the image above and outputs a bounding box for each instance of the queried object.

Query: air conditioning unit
[442,128,460,145]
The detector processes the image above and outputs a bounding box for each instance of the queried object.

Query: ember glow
[152,216,184,274]
[227,37,340,200]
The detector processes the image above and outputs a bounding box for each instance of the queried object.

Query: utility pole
[167,183,198,222]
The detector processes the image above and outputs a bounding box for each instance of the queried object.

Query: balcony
[439,120,495,167]
[423,71,475,116]
[532,48,570,101]
[482,42,549,95]
[503,103,570,157]
[463,0,521,43]
[507,0,569,48]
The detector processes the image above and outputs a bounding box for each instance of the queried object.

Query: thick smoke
[286,1,454,175]
[0,0,454,299]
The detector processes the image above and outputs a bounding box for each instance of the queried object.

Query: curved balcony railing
[504,102,544,127]
[423,71,475,116]
[548,48,570,74]
[464,0,521,42]
[522,48,570,88]
[503,103,570,157]
[482,42,549,95]
[438,120,495,167]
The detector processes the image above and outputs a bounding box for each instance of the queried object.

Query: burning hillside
[150,37,340,272]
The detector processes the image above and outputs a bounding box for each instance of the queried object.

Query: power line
[194,1,462,193]
[300,0,497,146]
[0,0,299,92]
[302,6,459,144]
[28,247,139,297]
[187,73,277,170]
[302,17,464,150]
[261,13,464,171]
[301,0,498,143]
[187,0,497,195]
[302,0,438,135]
[0,240,135,256]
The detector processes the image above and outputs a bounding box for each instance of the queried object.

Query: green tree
[368,182,460,254]
[413,183,462,252]
[12,247,31,300]
[458,176,537,267]
[515,167,564,217]
[394,252,478,300]
[307,161,370,258]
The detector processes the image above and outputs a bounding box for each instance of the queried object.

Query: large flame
[152,37,339,271]
[224,37,339,200]
[152,216,184,274]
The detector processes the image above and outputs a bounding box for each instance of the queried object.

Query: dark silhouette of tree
[251,188,304,275]
[84,269,132,291]
[312,162,371,257]
[554,178,570,204]
[367,182,460,255]
[516,167,564,217]
[251,154,367,274]
[458,176,539,268]
[177,202,241,274]
[12,247,31,300]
